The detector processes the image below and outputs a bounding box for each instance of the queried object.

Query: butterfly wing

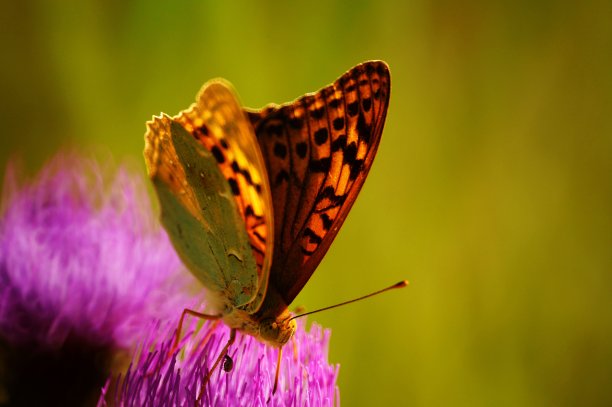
[247,61,391,306]
[173,80,274,312]
[144,116,259,308]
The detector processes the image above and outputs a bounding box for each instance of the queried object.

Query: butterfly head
[259,311,296,347]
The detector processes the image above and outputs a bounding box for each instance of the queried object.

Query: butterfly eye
[259,318,284,345]
[260,318,279,338]
[259,317,296,346]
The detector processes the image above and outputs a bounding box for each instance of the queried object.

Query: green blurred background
[2,1,611,405]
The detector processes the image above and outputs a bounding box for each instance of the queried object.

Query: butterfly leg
[273,346,283,394]
[292,335,299,362]
[198,328,237,401]
[172,308,222,354]
[147,310,221,379]
[265,347,283,403]
[195,319,222,353]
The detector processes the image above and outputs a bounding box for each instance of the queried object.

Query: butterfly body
[145,61,390,352]
[218,288,295,347]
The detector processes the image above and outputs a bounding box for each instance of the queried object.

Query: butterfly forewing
[144,116,259,307]
[248,61,391,305]
[175,81,273,312]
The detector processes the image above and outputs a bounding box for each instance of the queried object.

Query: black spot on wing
[331,135,347,152]
[289,117,303,129]
[211,145,225,163]
[349,159,364,180]
[240,168,253,185]
[333,117,345,131]
[357,113,371,143]
[344,142,358,164]
[314,128,329,145]
[319,186,335,200]
[301,247,316,256]
[311,107,325,120]
[274,142,288,158]
[320,213,333,230]
[296,142,308,159]
[316,185,347,209]
[303,228,322,245]
[275,170,289,185]
[267,123,284,138]
[309,157,331,173]
[362,97,372,112]
[228,178,240,195]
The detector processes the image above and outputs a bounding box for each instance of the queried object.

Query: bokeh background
[2,1,611,406]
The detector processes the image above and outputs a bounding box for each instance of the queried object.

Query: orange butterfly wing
[248,61,391,306]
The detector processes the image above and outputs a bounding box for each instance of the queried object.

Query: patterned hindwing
[175,81,273,313]
[248,60,391,306]
[144,116,259,308]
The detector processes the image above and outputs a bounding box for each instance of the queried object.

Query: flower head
[0,154,192,348]
[101,318,339,406]
[0,153,340,406]
[0,154,196,404]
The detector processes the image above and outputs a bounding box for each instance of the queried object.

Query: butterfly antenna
[289,280,408,321]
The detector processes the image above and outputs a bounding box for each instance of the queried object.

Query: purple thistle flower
[0,154,196,405]
[100,318,339,407]
[0,153,340,406]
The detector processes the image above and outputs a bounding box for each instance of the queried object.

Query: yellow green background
[2,1,611,406]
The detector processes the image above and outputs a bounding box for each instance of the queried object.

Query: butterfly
[144,60,391,393]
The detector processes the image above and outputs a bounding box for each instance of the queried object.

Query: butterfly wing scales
[144,115,259,308]
[174,81,274,312]
[248,61,391,306]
